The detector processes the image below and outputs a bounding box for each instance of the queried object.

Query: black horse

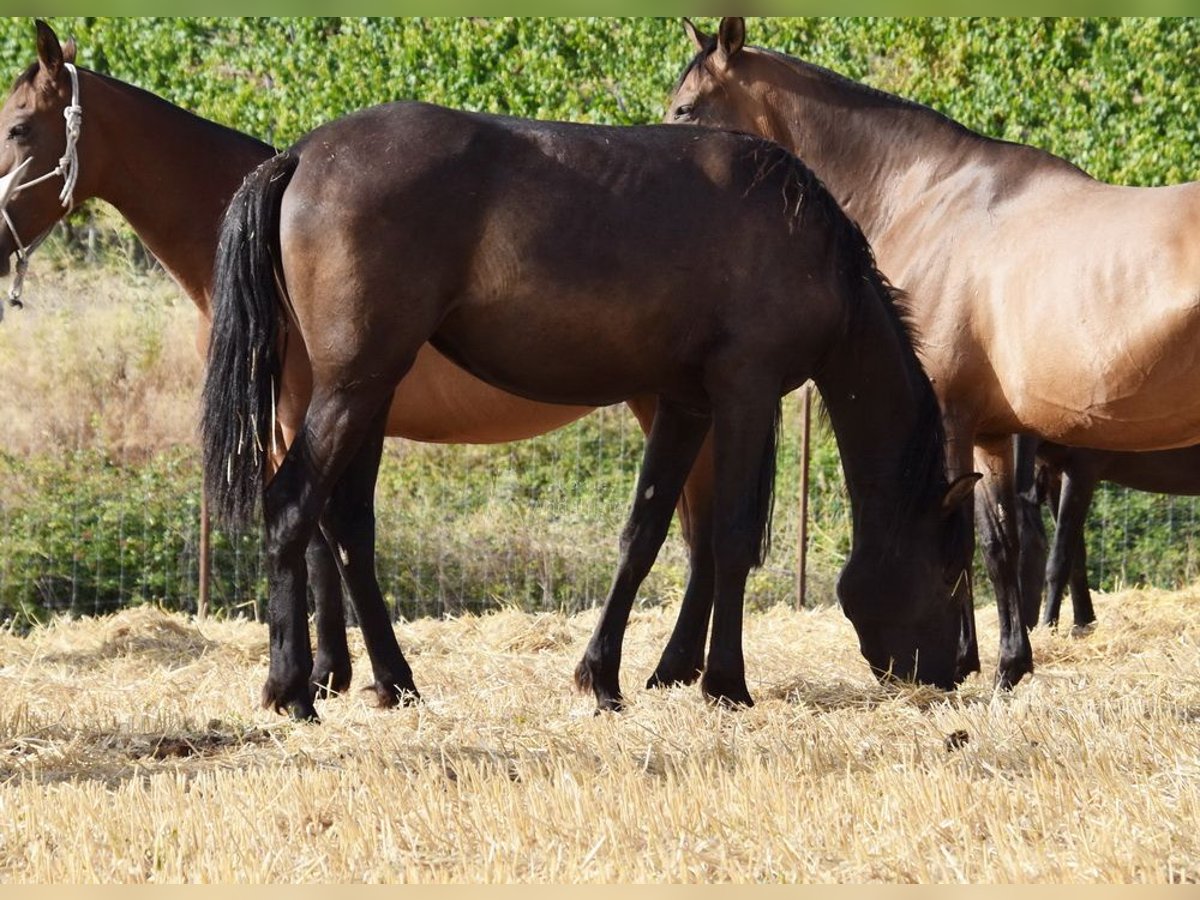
[202,100,976,720]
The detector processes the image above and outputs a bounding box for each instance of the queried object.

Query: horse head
[837,473,979,690]
[667,19,765,134]
[0,20,85,299]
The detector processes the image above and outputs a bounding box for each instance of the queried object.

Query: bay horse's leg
[1013,435,1048,627]
[943,416,981,683]
[623,396,718,690]
[973,438,1034,690]
[574,400,711,712]
[308,536,352,697]
[318,408,418,708]
[260,387,404,720]
[701,388,782,709]
[1041,469,1097,629]
[1068,526,1096,631]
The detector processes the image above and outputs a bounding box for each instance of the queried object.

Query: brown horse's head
[0,20,83,278]
[667,18,773,138]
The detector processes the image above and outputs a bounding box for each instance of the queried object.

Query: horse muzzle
[0,158,31,213]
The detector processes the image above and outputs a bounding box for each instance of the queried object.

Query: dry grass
[0,589,1197,883]
[0,263,202,460]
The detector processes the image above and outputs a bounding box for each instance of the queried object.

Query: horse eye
[674,104,695,119]
[7,123,29,141]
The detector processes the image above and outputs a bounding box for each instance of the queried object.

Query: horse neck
[81,71,274,314]
[748,54,994,237]
[812,281,941,533]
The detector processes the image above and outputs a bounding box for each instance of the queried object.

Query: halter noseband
[0,61,82,317]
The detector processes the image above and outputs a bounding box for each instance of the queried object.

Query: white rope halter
[0,61,82,316]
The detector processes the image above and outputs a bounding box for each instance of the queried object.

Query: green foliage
[1,17,1196,185]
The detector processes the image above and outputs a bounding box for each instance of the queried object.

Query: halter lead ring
[0,61,82,316]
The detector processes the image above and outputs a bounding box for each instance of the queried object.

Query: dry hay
[0,589,1198,883]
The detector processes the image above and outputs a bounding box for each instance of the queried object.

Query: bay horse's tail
[201,151,299,528]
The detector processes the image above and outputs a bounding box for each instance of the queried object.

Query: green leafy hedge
[1,17,1198,184]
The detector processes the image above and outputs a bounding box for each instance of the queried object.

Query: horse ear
[62,37,77,65]
[35,19,64,78]
[682,17,709,52]
[714,17,746,67]
[942,473,982,515]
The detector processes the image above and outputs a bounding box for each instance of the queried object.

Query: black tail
[201,151,299,528]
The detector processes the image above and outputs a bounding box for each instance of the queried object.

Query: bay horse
[0,20,725,708]
[201,98,977,720]
[1032,438,1200,629]
[668,16,1200,689]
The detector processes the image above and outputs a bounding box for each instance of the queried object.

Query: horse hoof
[289,701,320,722]
[993,660,1033,692]
[594,694,626,714]
[701,673,755,709]
[575,656,625,711]
[263,677,319,720]
[364,681,421,709]
[310,664,352,699]
[645,661,703,690]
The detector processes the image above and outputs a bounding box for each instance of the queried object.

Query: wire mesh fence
[2,391,1199,629]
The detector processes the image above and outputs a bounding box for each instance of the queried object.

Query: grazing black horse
[202,100,977,720]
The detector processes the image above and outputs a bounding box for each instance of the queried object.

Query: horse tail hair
[201,150,299,528]
[754,399,783,567]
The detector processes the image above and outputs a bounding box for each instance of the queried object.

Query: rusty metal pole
[797,382,812,609]
[198,486,211,621]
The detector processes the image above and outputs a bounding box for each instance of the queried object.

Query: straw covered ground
[0,589,1198,883]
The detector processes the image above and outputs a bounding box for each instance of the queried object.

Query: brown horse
[201,98,977,719]
[667,16,1200,689]
[0,21,723,703]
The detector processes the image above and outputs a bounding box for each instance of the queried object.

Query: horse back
[276,102,849,404]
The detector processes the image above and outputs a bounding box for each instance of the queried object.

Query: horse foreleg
[974,438,1034,690]
[701,388,781,709]
[318,408,418,708]
[308,536,352,697]
[623,397,716,690]
[574,400,710,712]
[943,416,980,683]
[647,432,715,690]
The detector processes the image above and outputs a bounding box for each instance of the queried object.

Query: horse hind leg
[318,407,418,708]
[260,384,403,720]
[574,399,711,712]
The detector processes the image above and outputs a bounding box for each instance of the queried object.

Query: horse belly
[384,343,594,444]
[1002,291,1200,451]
